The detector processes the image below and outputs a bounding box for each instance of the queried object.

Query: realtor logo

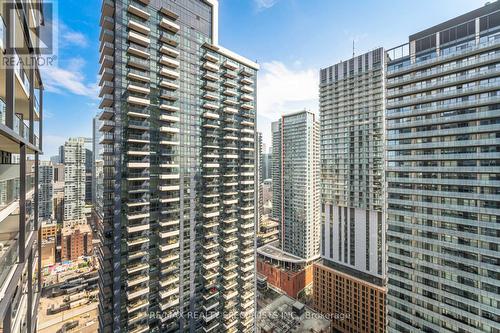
[1,0,57,68]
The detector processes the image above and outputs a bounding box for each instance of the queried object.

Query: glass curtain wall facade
[38,162,53,220]
[319,48,385,278]
[386,3,500,332]
[97,1,258,332]
[0,1,44,332]
[271,111,320,260]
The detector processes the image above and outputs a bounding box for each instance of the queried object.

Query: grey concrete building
[97,0,259,332]
[271,111,320,260]
[319,48,386,280]
[63,137,86,226]
[39,161,54,220]
[385,3,500,332]
[257,131,263,231]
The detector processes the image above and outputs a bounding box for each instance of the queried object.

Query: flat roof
[62,224,91,236]
[257,243,306,264]
[257,294,331,332]
[410,1,500,41]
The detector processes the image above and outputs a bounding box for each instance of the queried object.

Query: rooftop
[62,224,92,237]
[257,243,306,264]
[257,294,331,333]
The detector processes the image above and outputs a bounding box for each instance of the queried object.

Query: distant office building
[52,164,65,224]
[58,145,65,164]
[63,138,86,226]
[316,48,386,333]
[39,161,54,220]
[262,151,272,180]
[385,3,500,332]
[41,220,58,241]
[61,224,93,261]
[85,148,92,204]
[257,131,263,230]
[260,111,320,298]
[271,111,321,260]
[53,163,64,182]
[271,121,282,222]
[50,155,61,164]
[262,178,272,214]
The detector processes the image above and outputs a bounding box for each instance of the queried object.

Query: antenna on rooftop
[353,40,355,58]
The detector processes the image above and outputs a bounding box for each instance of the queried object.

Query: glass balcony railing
[0,164,27,292]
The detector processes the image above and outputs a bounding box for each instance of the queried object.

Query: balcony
[159,297,180,311]
[160,32,179,46]
[223,69,238,79]
[203,103,219,111]
[126,263,149,275]
[160,80,179,90]
[223,60,239,70]
[241,94,254,102]
[127,300,149,314]
[159,286,179,300]
[159,219,180,227]
[203,62,220,73]
[125,97,149,108]
[128,4,150,20]
[127,84,150,95]
[241,103,254,110]
[160,68,179,79]
[127,311,148,326]
[101,0,114,17]
[241,85,254,93]
[128,20,150,35]
[160,56,180,68]
[127,276,149,288]
[99,108,114,121]
[100,28,114,44]
[159,126,180,134]
[160,17,180,32]
[99,80,114,96]
[241,78,253,85]
[160,242,180,251]
[126,286,150,300]
[160,276,179,288]
[204,73,218,82]
[160,45,180,57]
[204,53,219,63]
[128,31,150,47]
[99,94,113,109]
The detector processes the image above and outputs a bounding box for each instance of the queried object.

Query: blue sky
[42,0,487,158]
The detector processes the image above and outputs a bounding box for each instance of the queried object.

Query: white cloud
[254,0,279,10]
[257,61,318,120]
[41,57,98,99]
[59,23,89,48]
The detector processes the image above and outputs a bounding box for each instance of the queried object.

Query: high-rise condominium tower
[315,49,387,333]
[256,131,263,230]
[270,111,320,260]
[97,1,258,332]
[0,0,44,331]
[39,161,54,220]
[63,137,86,226]
[386,3,500,332]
